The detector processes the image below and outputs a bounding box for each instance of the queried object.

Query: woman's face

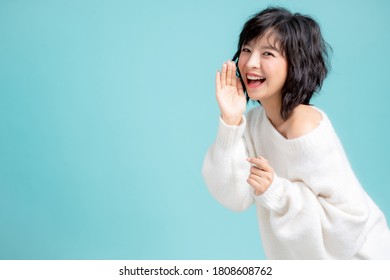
[238,32,288,103]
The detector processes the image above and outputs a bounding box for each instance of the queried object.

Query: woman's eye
[241,48,251,53]
[263,52,274,57]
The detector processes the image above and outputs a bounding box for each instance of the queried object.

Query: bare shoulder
[286,105,323,139]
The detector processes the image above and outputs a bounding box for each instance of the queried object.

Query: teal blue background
[1,0,389,259]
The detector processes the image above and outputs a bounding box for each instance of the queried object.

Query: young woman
[202,7,390,259]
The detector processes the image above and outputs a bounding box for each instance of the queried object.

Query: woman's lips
[246,77,266,88]
[245,73,265,88]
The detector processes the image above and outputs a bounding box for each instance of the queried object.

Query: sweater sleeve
[255,122,370,259]
[202,116,254,212]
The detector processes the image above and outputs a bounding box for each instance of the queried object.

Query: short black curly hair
[232,7,331,120]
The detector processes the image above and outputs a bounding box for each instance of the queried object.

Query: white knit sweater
[202,106,390,259]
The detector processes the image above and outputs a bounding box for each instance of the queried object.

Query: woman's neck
[261,98,285,129]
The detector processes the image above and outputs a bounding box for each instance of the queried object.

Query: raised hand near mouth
[216,61,246,126]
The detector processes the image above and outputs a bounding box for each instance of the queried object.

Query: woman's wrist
[221,115,243,126]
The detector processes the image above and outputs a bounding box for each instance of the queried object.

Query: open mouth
[246,74,266,87]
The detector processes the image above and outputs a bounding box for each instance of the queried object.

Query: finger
[248,173,269,183]
[249,166,270,178]
[236,77,244,96]
[216,71,221,91]
[226,61,233,85]
[247,177,266,195]
[247,176,261,188]
[249,167,274,185]
[247,156,273,172]
[231,62,237,87]
[221,63,227,87]
[247,156,268,167]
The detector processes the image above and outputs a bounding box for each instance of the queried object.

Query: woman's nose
[246,52,261,69]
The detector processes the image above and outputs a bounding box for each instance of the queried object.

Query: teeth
[247,75,265,80]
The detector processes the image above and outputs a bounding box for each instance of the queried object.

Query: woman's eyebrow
[260,44,280,52]
[242,42,253,47]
